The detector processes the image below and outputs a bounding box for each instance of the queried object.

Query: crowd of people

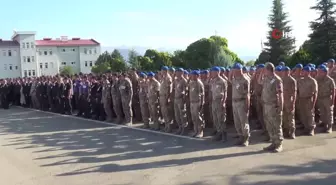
[1,58,336,153]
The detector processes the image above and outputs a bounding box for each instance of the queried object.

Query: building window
[15,66,18,70]
[71,61,76,65]
[89,50,92,55]
[44,51,47,55]
[22,43,25,48]
[28,70,31,76]
[31,42,34,48]
[45,62,48,69]
[94,49,97,54]
[85,61,88,67]
[62,48,66,52]
[49,50,52,55]
[31,56,35,62]
[4,64,7,70]
[72,48,76,52]
[89,61,93,67]
[84,48,87,54]
[26,43,29,49]
[39,51,42,55]
[32,70,36,76]
[24,70,27,77]
[23,56,26,62]
[2,50,6,56]
[8,50,11,56]
[61,62,66,65]
[27,56,31,62]
[40,63,43,69]
[9,64,12,70]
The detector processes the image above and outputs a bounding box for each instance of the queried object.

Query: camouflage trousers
[263,103,283,145]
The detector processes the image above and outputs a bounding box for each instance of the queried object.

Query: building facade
[0,31,100,78]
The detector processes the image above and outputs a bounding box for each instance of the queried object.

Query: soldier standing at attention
[111,73,123,124]
[130,69,141,122]
[189,70,205,138]
[281,66,297,139]
[316,65,335,133]
[210,66,228,142]
[200,70,212,128]
[63,77,72,115]
[297,66,318,136]
[147,72,160,130]
[30,78,39,109]
[119,73,133,125]
[327,59,336,121]
[229,63,250,146]
[160,66,173,132]
[258,62,284,153]
[102,75,113,122]
[173,68,188,135]
[138,72,150,128]
[253,64,266,134]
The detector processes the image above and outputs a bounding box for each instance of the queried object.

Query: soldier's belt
[233,98,246,102]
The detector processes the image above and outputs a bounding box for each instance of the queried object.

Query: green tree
[92,49,127,73]
[264,0,296,64]
[245,60,256,66]
[60,66,74,76]
[138,56,155,71]
[309,0,336,62]
[144,49,172,70]
[171,50,186,68]
[111,49,127,71]
[254,51,270,64]
[213,47,234,66]
[127,49,140,69]
[91,62,110,74]
[288,47,312,67]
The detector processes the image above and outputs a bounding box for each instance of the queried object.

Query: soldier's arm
[331,79,336,104]
[222,81,227,107]
[276,80,284,112]
[200,81,205,108]
[128,80,133,100]
[245,80,250,111]
[257,69,264,85]
[312,79,318,110]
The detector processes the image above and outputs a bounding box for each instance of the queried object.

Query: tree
[92,49,127,73]
[309,0,336,62]
[144,49,172,70]
[60,66,74,76]
[245,60,256,66]
[264,0,296,64]
[111,49,127,71]
[171,50,186,68]
[127,49,140,69]
[138,56,155,71]
[255,51,270,64]
[288,47,312,67]
[213,47,234,66]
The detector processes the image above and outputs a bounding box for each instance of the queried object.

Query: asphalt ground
[0,107,336,185]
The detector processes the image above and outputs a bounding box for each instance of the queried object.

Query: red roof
[35,39,99,46]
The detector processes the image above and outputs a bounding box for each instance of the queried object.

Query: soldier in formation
[0,58,332,153]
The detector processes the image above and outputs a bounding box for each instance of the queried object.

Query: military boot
[212,132,222,141]
[283,128,289,138]
[165,124,172,133]
[152,122,160,131]
[235,136,243,145]
[289,128,296,139]
[263,143,275,151]
[325,124,332,133]
[174,126,182,134]
[242,136,249,146]
[273,144,283,153]
[180,127,188,135]
[221,131,227,142]
[142,123,150,129]
[195,129,204,138]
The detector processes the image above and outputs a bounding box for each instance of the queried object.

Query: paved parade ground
[1,107,336,185]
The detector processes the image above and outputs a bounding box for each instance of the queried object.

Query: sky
[0,0,318,60]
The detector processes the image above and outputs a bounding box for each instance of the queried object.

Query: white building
[0,31,101,78]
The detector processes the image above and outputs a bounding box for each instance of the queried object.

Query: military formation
[0,58,336,153]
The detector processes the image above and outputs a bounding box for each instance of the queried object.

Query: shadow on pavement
[230,159,336,185]
[0,108,265,176]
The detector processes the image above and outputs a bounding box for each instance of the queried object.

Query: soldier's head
[256,64,265,74]
[175,68,184,78]
[264,62,275,76]
[275,66,282,77]
[249,67,256,76]
[220,67,225,76]
[327,59,335,68]
[317,64,328,77]
[169,67,175,76]
[120,72,126,79]
[210,66,220,77]
[232,63,243,76]
[139,72,147,80]
[102,74,107,81]
[184,70,189,79]
[161,66,169,75]
[282,66,291,76]
[190,70,200,80]
[279,61,285,66]
[293,63,303,76]
[302,66,311,77]
[200,70,209,79]
[147,72,155,80]
[242,66,248,74]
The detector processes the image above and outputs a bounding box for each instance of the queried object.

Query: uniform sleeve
[276,79,283,94]
[330,78,336,91]
[312,79,318,94]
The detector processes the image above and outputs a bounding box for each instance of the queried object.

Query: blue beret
[249,67,256,71]
[147,72,155,77]
[233,63,243,70]
[220,67,225,72]
[295,64,303,69]
[303,66,311,72]
[211,66,220,71]
[161,66,169,70]
[257,64,265,69]
[169,67,175,71]
[275,66,282,72]
[279,61,285,66]
[318,64,326,68]
[319,65,328,72]
[184,70,189,75]
[282,66,290,71]
[176,68,184,72]
[201,70,209,74]
[243,66,248,71]
[191,70,200,75]
[328,59,335,63]
[323,62,328,66]
[139,72,146,77]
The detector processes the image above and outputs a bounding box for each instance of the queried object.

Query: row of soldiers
[1,58,336,153]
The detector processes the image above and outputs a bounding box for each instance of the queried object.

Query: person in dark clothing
[22,79,31,108]
[77,77,90,118]
[1,80,10,109]
[89,77,99,119]
[62,77,72,115]
[51,80,59,112]
[14,80,21,106]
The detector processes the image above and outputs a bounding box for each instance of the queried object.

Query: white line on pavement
[14,106,205,141]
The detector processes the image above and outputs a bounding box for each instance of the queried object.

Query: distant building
[0,31,101,78]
